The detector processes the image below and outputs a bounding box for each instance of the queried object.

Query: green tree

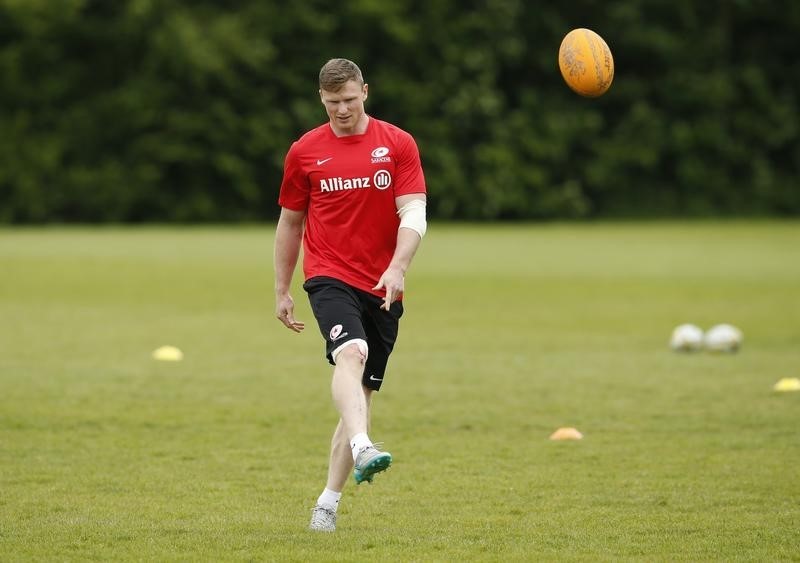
[1,0,798,221]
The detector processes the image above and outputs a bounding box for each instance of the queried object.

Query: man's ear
[363,83,369,100]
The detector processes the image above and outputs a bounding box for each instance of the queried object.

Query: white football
[670,323,704,352]
[704,324,743,353]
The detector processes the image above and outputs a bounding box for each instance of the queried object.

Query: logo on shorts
[329,324,349,342]
[371,146,391,163]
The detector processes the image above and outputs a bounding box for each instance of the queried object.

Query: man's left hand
[373,267,404,311]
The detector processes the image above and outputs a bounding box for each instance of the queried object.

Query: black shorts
[303,276,403,391]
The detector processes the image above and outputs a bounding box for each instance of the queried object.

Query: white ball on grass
[670,323,705,352]
[704,324,743,353]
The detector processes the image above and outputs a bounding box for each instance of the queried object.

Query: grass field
[1,221,799,561]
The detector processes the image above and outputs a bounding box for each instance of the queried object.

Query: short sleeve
[393,133,426,197]
[277,142,310,211]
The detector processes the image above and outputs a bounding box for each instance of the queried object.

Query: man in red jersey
[274,58,427,532]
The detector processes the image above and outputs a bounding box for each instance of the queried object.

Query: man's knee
[332,338,368,365]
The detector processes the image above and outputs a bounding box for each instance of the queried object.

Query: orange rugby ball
[558,28,614,97]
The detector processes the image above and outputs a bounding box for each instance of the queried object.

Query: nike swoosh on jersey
[316,157,333,166]
[369,375,383,381]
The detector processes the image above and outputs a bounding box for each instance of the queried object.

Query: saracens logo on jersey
[320,170,392,192]
[371,146,391,163]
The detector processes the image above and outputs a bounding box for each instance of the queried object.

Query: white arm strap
[397,199,427,238]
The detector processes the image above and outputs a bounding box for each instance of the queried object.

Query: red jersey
[278,117,426,297]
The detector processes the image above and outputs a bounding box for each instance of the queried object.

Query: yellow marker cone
[152,345,184,362]
[773,378,800,392]
[549,427,584,441]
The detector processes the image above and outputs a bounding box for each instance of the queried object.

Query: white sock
[350,432,373,461]
[317,488,342,511]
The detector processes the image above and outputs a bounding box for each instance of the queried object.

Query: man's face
[320,80,368,135]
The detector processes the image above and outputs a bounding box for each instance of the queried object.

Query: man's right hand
[276,293,305,333]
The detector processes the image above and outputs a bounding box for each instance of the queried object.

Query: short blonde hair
[319,58,364,92]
